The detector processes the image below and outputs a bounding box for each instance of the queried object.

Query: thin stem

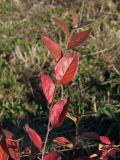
[41,90,55,160]
[74,77,82,147]
[7,137,23,142]
[74,117,80,147]
[41,116,51,160]
[112,65,120,76]
[81,45,116,58]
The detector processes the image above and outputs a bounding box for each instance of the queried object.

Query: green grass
[0,0,120,146]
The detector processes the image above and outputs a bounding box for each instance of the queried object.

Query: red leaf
[108,149,118,159]
[0,143,9,160]
[25,125,42,150]
[41,35,62,62]
[52,18,70,36]
[53,137,73,148]
[44,151,60,160]
[1,129,20,160]
[80,132,99,140]
[99,136,111,145]
[53,137,70,144]
[2,129,13,139]
[6,139,20,160]
[50,98,70,128]
[67,29,91,49]
[101,151,108,160]
[55,53,79,84]
[41,72,56,105]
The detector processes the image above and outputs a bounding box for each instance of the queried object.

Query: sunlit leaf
[41,72,56,105]
[41,35,62,62]
[53,18,70,36]
[66,112,77,123]
[50,98,70,128]
[67,29,91,49]
[55,53,79,84]
[25,125,42,150]
[99,136,111,145]
[53,137,73,149]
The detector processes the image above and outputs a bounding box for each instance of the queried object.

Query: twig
[112,65,120,76]
[41,115,51,160]
[81,45,115,58]
[75,117,80,147]
[7,137,23,142]
[41,99,55,159]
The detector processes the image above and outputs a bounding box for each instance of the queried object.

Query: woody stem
[41,115,51,160]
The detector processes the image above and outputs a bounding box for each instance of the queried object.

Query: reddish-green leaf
[41,35,62,62]
[99,136,111,145]
[53,137,73,148]
[6,139,20,160]
[55,53,79,84]
[44,151,60,160]
[25,125,42,150]
[53,18,70,36]
[67,29,91,49]
[41,72,56,105]
[50,98,69,128]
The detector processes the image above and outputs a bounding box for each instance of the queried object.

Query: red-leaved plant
[0,10,119,160]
